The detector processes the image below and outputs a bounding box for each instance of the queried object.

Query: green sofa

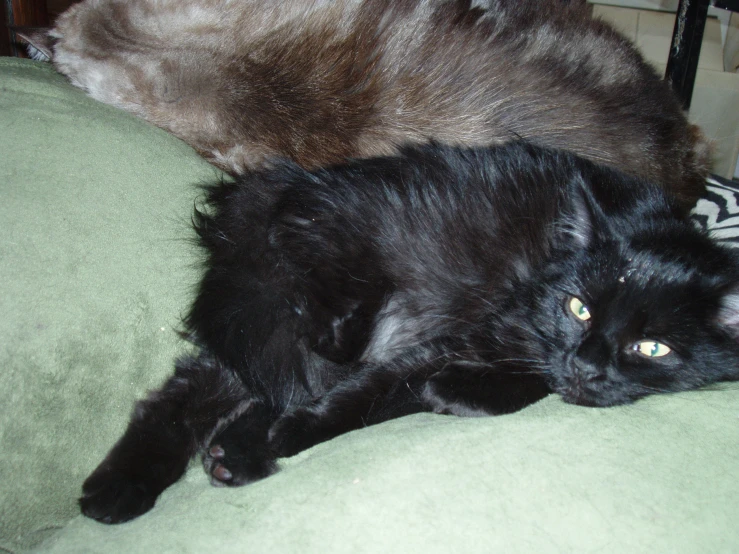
[2,57,738,553]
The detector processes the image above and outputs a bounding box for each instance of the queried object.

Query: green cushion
[0,58,219,550]
[2,58,738,553]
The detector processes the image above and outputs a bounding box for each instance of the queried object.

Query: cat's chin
[557,387,634,409]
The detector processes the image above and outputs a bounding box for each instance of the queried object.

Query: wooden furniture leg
[666,0,739,110]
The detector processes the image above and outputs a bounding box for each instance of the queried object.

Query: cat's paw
[267,408,322,458]
[203,418,277,487]
[79,467,158,524]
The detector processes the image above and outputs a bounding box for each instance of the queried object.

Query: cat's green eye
[633,341,672,358]
[568,297,591,321]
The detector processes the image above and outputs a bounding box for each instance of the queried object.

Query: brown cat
[24,0,710,210]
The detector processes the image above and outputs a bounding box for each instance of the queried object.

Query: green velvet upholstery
[2,58,738,553]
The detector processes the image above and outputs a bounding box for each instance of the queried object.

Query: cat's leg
[79,353,249,524]
[268,358,553,458]
[420,363,552,417]
[201,348,347,487]
[267,352,443,458]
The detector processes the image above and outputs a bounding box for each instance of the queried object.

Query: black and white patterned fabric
[691,175,739,248]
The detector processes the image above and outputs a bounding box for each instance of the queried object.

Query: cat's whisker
[450,351,548,368]
[464,290,501,315]
[633,383,739,401]
[401,312,481,328]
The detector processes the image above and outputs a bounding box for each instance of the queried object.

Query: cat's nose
[572,356,607,382]
[572,334,611,382]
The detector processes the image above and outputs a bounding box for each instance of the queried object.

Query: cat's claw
[79,469,158,524]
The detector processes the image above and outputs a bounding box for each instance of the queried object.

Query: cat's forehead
[572,243,720,302]
[615,252,690,287]
[566,243,739,337]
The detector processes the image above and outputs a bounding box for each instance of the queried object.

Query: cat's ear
[715,286,739,380]
[12,26,54,62]
[716,285,739,338]
[558,175,608,249]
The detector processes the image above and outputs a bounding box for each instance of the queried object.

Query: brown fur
[44,0,710,209]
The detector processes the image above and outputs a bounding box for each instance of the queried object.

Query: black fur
[80,142,739,523]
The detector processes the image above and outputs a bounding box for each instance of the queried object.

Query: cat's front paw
[203,416,277,487]
[79,466,158,524]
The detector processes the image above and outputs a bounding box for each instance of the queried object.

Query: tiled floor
[592,4,725,71]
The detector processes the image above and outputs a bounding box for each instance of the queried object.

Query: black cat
[79,142,739,523]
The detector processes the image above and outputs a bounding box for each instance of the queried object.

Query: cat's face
[523,231,739,407]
